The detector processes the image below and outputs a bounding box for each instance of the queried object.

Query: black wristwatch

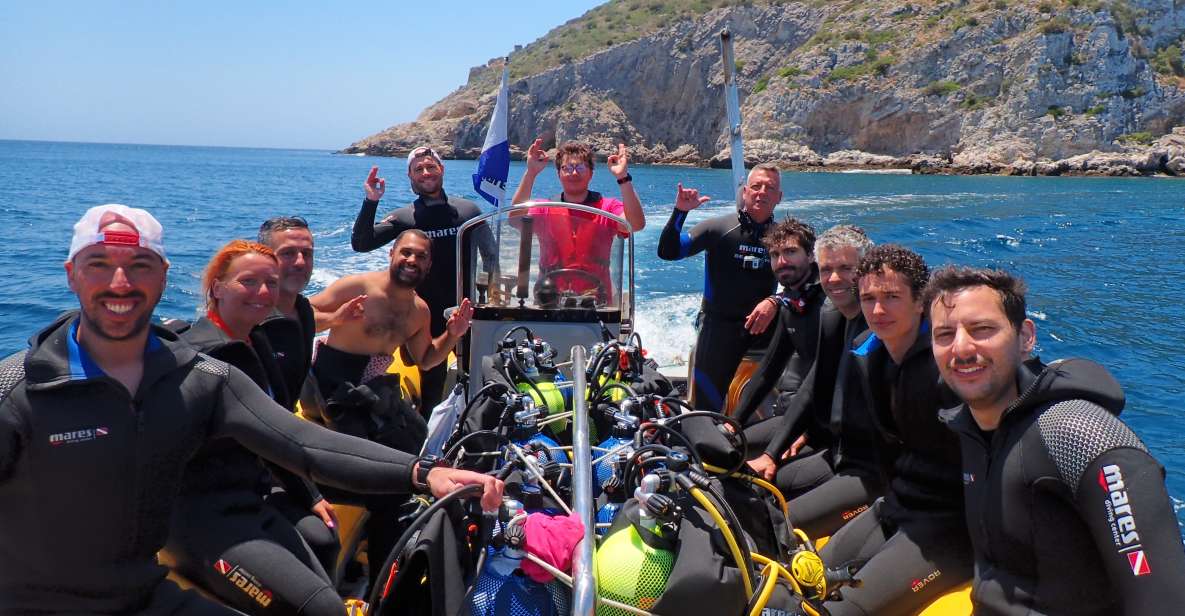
[413,455,448,493]
[616,173,633,185]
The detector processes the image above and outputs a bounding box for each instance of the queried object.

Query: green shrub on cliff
[1118,131,1154,145]
[826,56,894,82]
[1153,44,1184,77]
[923,80,961,96]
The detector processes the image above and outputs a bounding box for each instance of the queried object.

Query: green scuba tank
[593,474,678,615]
[505,338,567,428]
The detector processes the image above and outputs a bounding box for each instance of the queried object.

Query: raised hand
[446,298,474,337]
[364,166,386,202]
[525,138,550,176]
[675,182,711,212]
[607,143,630,179]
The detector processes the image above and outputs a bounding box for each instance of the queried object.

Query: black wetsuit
[818,323,972,616]
[257,294,316,407]
[941,357,1185,615]
[657,208,776,411]
[735,272,826,456]
[776,308,882,537]
[0,313,419,615]
[352,193,496,413]
[166,317,343,616]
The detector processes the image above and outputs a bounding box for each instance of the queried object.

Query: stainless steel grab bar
[569,345,596,616]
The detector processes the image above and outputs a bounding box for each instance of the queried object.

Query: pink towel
[520,512,586,583]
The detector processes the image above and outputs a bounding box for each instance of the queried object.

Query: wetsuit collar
[25,311,195,392]
[941,357,1047,433]
[64,317,163,381]
[558,190,603,206]
[415,191,449,207]
[853,319,930,359]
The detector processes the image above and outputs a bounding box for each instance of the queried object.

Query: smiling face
[270,227,314,295]
[212,252,279,332]
[389,233,431,289]
[859,266,924,349]
[408,154,444,197]
[66,225,167,341]
[817,245,861,314]
[931,285,1035,418]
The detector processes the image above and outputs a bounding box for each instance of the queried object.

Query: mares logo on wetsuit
[48,427,109,446]
[214,559,274,607]
[1099,464,1150,575]
[423,227,459,239]
[910,569,941,593]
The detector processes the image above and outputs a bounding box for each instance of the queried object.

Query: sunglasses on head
[260,216,309,231]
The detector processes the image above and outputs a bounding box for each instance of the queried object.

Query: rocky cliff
[343,0,1185,176]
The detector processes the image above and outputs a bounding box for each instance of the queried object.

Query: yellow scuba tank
[594,474,678,615]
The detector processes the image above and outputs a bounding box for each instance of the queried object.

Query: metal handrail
[569,345,596,616]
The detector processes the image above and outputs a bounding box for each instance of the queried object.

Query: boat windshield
[460,202,627,314]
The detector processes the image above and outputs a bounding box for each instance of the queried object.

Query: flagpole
[720,31,745,209]
[494,59,509,249]
[472,56,512,282]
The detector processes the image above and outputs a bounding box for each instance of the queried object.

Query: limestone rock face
[344,1,1185,176]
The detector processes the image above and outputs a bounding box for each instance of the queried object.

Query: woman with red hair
[164,240,345,615]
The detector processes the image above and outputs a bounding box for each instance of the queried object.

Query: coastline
[341,127,1185,179]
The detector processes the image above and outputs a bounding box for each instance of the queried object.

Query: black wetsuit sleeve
[764,363,817,458]
[0,403,22,483]
[734,308,794,424]
[213,364,415,494]
[1075,447,1185,610]
[351,198,407,252]
[0,352,26,483]
[656,209,717,261]
[268,464,324,508]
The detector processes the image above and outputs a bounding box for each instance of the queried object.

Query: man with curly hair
[810,245,972,616]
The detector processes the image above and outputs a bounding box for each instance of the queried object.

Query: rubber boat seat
[809,536,972,614]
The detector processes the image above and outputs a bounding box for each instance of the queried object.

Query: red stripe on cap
[101,230,141,246]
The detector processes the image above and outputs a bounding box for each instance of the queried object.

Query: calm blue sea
[2,139,1183,527]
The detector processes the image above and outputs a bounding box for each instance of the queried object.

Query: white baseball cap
[67,204,167,263]
[407,145,444,171]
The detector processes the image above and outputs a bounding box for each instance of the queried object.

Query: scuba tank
[592,407,637,497]
[500,329,567,429]
[594,451,631,536]
[505,393,570,467]
[469,501,569,616]
[593,474,681,616]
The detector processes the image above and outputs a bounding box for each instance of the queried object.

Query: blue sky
[0,1,604,150]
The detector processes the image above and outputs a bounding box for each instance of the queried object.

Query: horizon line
[0,137,350,153]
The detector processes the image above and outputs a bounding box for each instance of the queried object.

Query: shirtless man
[310,229,473,401]
[307,228,474,589]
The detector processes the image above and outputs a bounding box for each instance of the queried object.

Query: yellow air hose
[686,486,754,597]
[702,463,790,520]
